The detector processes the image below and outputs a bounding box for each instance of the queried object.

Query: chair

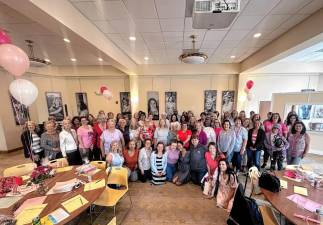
[107,217,116,225]
[49,158,69,168]
[90,161,106,170]
[259,205,279,225]
[91,167,132,224]
[3,163,37,177]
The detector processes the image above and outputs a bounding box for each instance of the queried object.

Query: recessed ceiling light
[129,36,136,41]
[144,56,149,61]
[70,58,77,62]
[253,33,262,38]
[230,55,236,59]
[63,38,70,43]
[44,58,50,62]
[98,57,103,61]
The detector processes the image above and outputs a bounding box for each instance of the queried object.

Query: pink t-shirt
[77,126,94,148]
[263,121,288,136]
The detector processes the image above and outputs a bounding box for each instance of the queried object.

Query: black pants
[263,148,270,165]
[66,150,82,165]
[91,147,102,161]
[190,170,207,185]
[138,169,152,183]
[271,151,284,171]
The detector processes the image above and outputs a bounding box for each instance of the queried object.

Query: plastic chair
[259,205,279,225]
[3,163,37,177]
[106,217,116,225]
[91,167,132,224]
[49,158,69,168]
[90,161,106,170]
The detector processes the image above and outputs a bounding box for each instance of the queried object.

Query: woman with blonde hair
[153,119,169,146]
[101,119,125,159]
[106,141,124,167]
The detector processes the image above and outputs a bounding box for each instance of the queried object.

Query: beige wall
[135,74,238,115]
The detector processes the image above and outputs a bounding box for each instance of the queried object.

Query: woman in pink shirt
[262,113,288,168]
[213,119,222,140]
[77,116,94,163]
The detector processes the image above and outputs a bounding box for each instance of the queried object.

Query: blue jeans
[231,152,242,171]
[247,149,261,170]
[287,156,302,165]
[226,151,234,163]
[166,163,176,181]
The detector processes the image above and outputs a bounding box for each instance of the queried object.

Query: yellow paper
[280,179,288,189]
[294,186,308,196]
[40,216,54,225]
[21,175,30,181]
[84,179,105,192]
[107,217,116,225]
[55,166,73,173]
[16,204,47,225]
[61,195,88,213]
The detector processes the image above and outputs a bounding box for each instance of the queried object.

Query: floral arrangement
[30,166,53,184]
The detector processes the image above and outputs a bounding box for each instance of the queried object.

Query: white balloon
[247,92,254,101]
[9,79,38,106]
[103,89,113,100]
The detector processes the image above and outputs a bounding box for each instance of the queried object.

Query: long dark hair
[270,113,282,123]
[154,141,166,154]
[291,121,306,135]
[214,159,237,197]
[286,113,299,126]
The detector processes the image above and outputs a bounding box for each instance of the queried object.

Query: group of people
[21,108,310,212]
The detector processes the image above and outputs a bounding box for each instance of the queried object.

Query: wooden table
[261,171,323,225]
[0,167,106,225]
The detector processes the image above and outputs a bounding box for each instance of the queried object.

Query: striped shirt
[151,156,166,185]
[31,133,42,153]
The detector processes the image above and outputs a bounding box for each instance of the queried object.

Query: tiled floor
[1,150,323,225]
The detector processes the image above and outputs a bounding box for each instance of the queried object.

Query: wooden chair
[91,167,132,224]
[90,161,106,170]
[3,163,37,177]
[49,158,69,168]
[259,205,279,225]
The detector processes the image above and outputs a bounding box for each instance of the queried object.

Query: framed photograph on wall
[46,92,64,121]
[221,91,235,113]
[120,92,132,115]
[165,92,177,116]
[313,105,323,119]
[204,90,217,113]
[147,91,159,120]
[9,94,29,125]
[298,105,312,120]
[75,92,89,116]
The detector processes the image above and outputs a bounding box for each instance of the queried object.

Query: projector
[192,0,240,29]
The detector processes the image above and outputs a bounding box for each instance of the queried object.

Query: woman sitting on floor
[123,140,139,181]
[150,142,167,185]
[173,141,190,185]
[212,159,238,212]
[106,141,124,167]
[138,139,153,182]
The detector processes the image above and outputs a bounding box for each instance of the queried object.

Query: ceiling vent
[179,35,208,64]
[25,40,51,67]
[192,0,240,29]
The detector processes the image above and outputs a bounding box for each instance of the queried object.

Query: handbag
[259,172,280,192]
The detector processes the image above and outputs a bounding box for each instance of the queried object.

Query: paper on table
[0,196,22,209]
[84,179,105,192]
[61,194,88,213]
[15,204,47,225]
[46,208,69,224]
[55,166,73,173]
[14,196,47,217]
[287,194,322,212]
[280,179,288,189]
[46,178,78,195]
[294,186,308,196]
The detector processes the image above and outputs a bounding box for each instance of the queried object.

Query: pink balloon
[0,29,11,44]
[0,44,29,76]
[246,80,254,90]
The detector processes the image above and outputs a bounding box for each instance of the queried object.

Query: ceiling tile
[297,0,323,14]
[109,19,136,33]
[134,19,161,32]
[164,41,183,49]
[160,18,184,32]
[93,21,117,33]
[200,40,221,49]
[183,30,206,42]
[231,15,263,30]
[242,0,280,16]
[220,40,240,49]
[142,32,164,42]
[265,27,289,40]
[146,41,165,50]
[124,0,158,19]
[224,30,250,41]
[163,32,183,42]
[254,14,290,32]
[280,14,310,30]
[155,0,186,18]
[204,30,228,41]
[270,0,311,14]
[183,41,201,49]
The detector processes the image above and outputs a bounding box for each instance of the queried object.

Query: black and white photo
[298,105,312,120]
[75,92,89,116]
[165,92,177,116]
[120,92,132,115]
[221,91,235,113]
[313,105,323,119]
[204,90,217,113]
[10,94,29,125]
[46,92,64,121]
[147,91,159,120]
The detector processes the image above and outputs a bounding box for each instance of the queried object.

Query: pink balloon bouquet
[0,44,30,76]
[0,29,11,45]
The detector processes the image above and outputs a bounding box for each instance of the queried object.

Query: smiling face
[63,119,72,130]
[191,138,199,146]
[110,141,119,152]
[295,123,303,133]
[208,144,216,155]
[128,140,136,150]
[234,119,242,127]
[219,160,227,172]
[27,121,36,131]
[272,113,280,123]
[223,121,230,131]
